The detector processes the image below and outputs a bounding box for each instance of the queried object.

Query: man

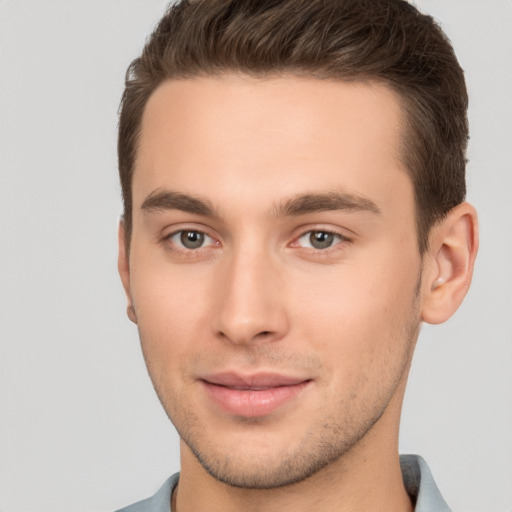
[115,0,478,511]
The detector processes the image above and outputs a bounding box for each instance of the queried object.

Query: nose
[212,247,289,345]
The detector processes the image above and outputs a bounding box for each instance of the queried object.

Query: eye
[296,230,345,250]
[167,230,217,250]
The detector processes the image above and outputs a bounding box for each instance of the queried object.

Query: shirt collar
[400,454,452,512]
[118,454,451,512]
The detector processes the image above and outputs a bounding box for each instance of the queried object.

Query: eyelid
[171,230,215,248]
[159,223,351,253]
[161,225,221,251]
[290,225,352,245]
[300,230,344,248]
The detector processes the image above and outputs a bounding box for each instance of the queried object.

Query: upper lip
[201,372,310,389]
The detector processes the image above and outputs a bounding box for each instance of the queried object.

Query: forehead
[134,74,411,216]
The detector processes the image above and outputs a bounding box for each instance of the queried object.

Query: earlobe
[421,202,479,325]
[127,304,138,323]
[118,220,138,324]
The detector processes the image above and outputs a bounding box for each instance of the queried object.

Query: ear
[421,202,479,324]
[118,220,138,324]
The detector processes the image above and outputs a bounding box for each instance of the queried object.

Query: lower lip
[202,380,311,417]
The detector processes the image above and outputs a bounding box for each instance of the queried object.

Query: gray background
[0,1,511,511]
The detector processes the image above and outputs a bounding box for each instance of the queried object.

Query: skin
[118,75,478,512]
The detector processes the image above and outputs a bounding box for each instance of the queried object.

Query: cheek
[130,259,215,362]
[289,252,420,367]
[289,268,419,413]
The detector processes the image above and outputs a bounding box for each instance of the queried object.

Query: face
[121,75,424,488]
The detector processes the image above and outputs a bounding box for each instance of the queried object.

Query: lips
[200,372,312,417]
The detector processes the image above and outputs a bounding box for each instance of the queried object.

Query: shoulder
[115,473,179,512]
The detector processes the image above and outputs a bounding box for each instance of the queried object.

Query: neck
[175,449,412,512]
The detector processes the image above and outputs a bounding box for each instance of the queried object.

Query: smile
[200,372,312,418]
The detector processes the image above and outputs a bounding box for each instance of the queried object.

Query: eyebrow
[140,189,381,218]
[273,191,381,217]
[141,190,217,217]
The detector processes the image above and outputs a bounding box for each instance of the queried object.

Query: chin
[188,443,336,489]
[178,417,369,490]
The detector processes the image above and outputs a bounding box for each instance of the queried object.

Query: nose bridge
[213,241,288,344]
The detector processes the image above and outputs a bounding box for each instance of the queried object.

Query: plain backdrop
[1,1,511,511]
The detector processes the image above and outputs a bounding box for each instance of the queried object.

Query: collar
[117,454,452,512]
[400,454,452,512]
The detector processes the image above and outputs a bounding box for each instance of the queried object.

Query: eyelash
[161,227,351,255]
[162,228,219,254]
[293,229,349,252]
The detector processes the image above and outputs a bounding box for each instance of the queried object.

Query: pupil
[181,231,204,249]
[310,231,333,249]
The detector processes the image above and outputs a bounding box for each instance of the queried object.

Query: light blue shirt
[115,454,451,512]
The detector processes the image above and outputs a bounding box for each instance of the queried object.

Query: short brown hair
[118,0,468,254]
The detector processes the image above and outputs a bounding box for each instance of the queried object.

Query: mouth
[200,372,312,418]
